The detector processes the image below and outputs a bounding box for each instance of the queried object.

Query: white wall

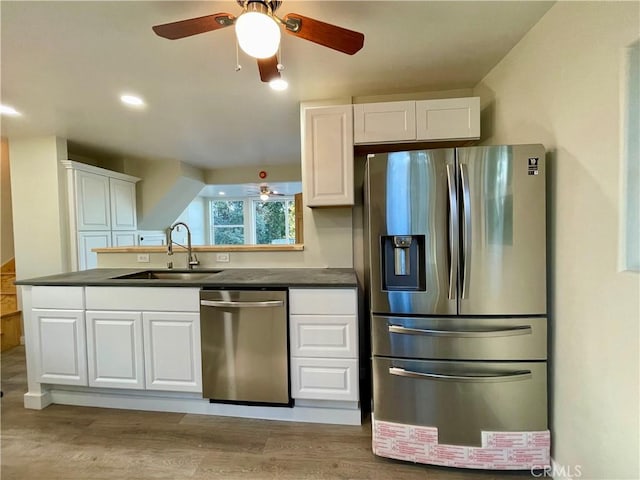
[9,137,70,280]
[1,138,15,265]
[473,2,639,478]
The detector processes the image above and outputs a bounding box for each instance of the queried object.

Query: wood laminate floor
[1,347,531,480]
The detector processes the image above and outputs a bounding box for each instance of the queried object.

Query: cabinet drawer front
[289,288,356,315]
[372,316,547,361]
[291,358,358,401]
[32,286,84,309]
[290,315,357,358]
[373,357,547,447]
[86,287,200,312]
[354,101,416,144]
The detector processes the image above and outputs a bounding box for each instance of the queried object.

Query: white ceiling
[1,1,553,169]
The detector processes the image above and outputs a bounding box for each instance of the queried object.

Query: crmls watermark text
[531,464,583,478]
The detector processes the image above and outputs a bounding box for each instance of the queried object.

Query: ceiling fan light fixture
[269,78,288,91]
[235,3,280,59]
[260,193,270,201]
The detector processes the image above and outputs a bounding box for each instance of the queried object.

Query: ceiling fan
[257,183,285,200]
[152,0,365,84]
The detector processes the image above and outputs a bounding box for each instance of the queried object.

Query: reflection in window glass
[210,200,244,244]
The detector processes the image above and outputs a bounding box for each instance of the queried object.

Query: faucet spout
[166,222,200,269]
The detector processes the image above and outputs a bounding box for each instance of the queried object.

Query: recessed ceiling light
[120,94,145,107]
[269,79,288,91]
[0,104,21,116]
[218,191,226,196]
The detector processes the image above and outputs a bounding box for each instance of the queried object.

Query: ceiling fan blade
[257,55,280,83]
[152,13,235,40]
[282,13,364,55]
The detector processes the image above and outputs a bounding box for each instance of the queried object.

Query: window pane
[212,200,244,225]
[214,226,244,245]
[287,200,295,242]
[255,201,287,244]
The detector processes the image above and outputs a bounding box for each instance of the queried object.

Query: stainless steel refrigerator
[365,144,550,470]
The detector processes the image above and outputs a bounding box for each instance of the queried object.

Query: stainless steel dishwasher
[200,289,291,406]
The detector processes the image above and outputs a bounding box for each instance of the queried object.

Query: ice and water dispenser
[380,235,426,291]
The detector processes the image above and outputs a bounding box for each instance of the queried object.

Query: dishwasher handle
[200,299,284,308]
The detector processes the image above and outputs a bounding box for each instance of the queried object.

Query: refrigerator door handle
[388,324,533,337]
[459,163,472,299]
[389,367,532,383]
[446,164,458,300]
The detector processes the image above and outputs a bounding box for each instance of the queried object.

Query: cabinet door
[32,309,87,386]
[86,311,144,389]
[109,178,137,230]
[142,312,202,392]
[76,170,111,230]
[78,232,111,270]
[415,97,480,141]
[112,231,137,247]
[303,105,354,207]
[354,101,416,144]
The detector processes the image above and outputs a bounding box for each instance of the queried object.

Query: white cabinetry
[302,105,354,207]
[289,288,358,401]
[353,101,416,144]
[354,97,480,144]
[415,97,480,141]
[85,287,201,392]
[62,161,140,270]
[86,310,144,389]
[31,286,87,386]
[143,312,201,392]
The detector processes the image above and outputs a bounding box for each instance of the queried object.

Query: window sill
[93,244,304,253]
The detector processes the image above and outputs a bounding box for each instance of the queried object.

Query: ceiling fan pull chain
[235,37,242,72]
[277,43,284,72]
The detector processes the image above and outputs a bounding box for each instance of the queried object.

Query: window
[209,197,296,245]
[210,200,245,245]
[253,198,296,245]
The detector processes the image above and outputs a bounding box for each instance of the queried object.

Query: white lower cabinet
[142,312,201,392]
[86,311,144,389]
[289,288,359,402]
[32,309,87,386]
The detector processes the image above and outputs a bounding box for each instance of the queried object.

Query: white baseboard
[43,388,361,425]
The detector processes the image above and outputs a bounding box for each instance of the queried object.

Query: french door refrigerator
[365,144,550,470]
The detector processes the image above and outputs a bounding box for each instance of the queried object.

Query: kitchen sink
[111,270,222,281]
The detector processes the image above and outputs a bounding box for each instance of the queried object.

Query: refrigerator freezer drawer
[373,357,547,447]
[372,315,547,360]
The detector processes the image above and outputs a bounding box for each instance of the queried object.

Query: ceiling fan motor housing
[237,0,282,13]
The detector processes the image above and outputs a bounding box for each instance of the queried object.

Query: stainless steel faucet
[166,222,199,269]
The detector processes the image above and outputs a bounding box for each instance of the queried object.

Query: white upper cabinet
[353,101,416,144]
[353,97,480,144]
[109,178,137,230]
[415,97,480,141]
[302,105,354,207]
[76,170,111,230]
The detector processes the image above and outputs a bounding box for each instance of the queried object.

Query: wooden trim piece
[93,244,305,253]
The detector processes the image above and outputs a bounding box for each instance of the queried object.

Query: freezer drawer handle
[388,324,532,337]
[200,300,284,308]
[389,367,532,383]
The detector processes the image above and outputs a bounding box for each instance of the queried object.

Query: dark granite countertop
[15,268,358,289]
